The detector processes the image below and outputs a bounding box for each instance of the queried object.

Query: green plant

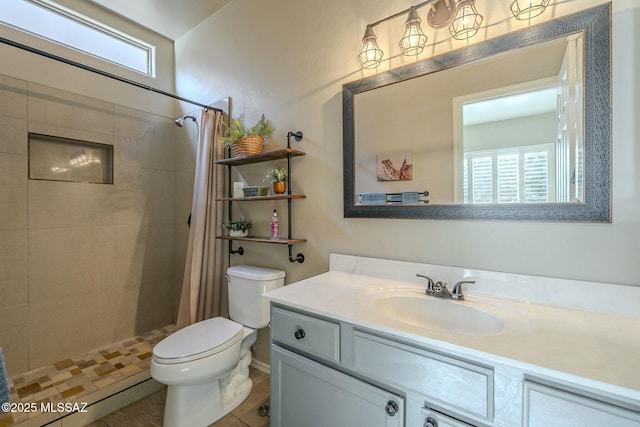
[264,167,288,183]
[223,219,252,231]
[221,114,275,147]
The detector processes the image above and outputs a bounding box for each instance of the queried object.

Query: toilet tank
[227,265,285,328]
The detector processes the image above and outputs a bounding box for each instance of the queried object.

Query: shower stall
[0,68,228,379]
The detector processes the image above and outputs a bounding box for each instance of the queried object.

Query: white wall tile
[0,229,28,309]
[28,226,115,304]
[0,75,27,156]
[0,304,29,375]
[27,83,114,145]
[0,153,27,230]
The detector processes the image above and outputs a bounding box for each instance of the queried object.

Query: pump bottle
[270,209,279,240]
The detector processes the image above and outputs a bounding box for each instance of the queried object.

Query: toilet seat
[153,317,243,364]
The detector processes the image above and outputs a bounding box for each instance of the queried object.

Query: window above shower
[0,0,156,77]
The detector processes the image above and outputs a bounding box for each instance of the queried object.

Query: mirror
[343,4,610,221]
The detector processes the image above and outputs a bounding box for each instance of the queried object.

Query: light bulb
[399,7,428,56]
[358,25,384,69]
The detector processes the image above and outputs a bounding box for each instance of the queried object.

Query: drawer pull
[424,416,438,427]
[385,400,399,416]
[294,328,306,340]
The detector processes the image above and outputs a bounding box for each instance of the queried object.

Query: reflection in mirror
[454,34,584,205]
[343,4,610,221]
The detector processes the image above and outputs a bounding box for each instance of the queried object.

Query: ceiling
[88,0,231,40]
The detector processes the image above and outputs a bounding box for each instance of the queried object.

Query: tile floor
[85,367,271,427]
[1,326,270,427]
[0,327,173,426]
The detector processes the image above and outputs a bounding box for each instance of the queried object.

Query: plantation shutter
[464,144,554,203]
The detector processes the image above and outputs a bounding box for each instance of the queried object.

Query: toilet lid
[153,317,244,364]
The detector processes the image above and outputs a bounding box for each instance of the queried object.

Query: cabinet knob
[424,416,438,427]
[385,400,399,417]
[294,328,305,340]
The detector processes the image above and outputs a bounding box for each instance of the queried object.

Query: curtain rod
[0,35,223,114]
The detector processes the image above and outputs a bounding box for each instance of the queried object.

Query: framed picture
[377,151,413,181]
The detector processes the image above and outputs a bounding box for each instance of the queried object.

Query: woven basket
[230,135,264,157]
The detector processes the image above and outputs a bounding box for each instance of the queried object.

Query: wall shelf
[216,236,307,245]
[216,133,306,263]
[214,148,305,166]
[216,194,306,202]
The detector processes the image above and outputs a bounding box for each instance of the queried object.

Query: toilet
[151,265,285,427]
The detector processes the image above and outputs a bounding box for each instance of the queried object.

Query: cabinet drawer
[524,381,640,427]
[352,331,493,423]
[422,408,474,427]
[271,306,340,363]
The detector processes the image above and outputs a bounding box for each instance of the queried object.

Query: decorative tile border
[0,326,173,426]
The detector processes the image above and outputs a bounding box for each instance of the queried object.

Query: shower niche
[28,133,114,184]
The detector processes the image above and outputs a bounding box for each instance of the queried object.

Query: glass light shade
[358,25,384,69]
[510,0,551,20]
[449,0,483,40]
[399,7,428,56]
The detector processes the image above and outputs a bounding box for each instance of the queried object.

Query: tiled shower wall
[0,74,192,376]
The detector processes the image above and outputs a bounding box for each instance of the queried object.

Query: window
[463,144,555,204]
[0,0,155,76]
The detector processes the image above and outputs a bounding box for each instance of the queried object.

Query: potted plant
[221,114,275,157]
[223,219,252,237]
[265,167,288,194]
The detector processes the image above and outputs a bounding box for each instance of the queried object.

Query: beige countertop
[265,256,640,404]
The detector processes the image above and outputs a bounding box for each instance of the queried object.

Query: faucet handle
[416,274,435,294]
[452,280,476,300]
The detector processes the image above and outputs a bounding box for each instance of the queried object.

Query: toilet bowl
[151,265,285,427]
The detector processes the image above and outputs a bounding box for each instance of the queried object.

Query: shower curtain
[176,109,227,329]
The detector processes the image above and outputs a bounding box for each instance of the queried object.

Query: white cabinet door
[524,381,640,427]
[271,345,404,427]
[352,330,493,423]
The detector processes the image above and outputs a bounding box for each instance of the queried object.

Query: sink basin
[360,287,531,336]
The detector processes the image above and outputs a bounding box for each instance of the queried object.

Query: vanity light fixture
[357,25,384,69]
[357,0,554,70]
[449,0,483,40]
[510,0,551,20]
[399,7,428,56]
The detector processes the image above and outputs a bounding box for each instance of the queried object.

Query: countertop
[264,262,640,403]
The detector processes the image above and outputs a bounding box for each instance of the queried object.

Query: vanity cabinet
[270,305,488,427]
[265,254,640,426]
[523,381,640,427]
[270,303,640,427]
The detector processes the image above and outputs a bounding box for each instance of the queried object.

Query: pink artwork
[377,152,413,181]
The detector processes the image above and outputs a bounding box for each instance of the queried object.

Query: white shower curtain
[176,109,227,329]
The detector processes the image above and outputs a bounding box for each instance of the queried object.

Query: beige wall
[174,0,639,363]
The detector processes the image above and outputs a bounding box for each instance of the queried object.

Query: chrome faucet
[416,274,451,299]
[416,274,435,295]
[417,274,476,301]
[451,280,476,301]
